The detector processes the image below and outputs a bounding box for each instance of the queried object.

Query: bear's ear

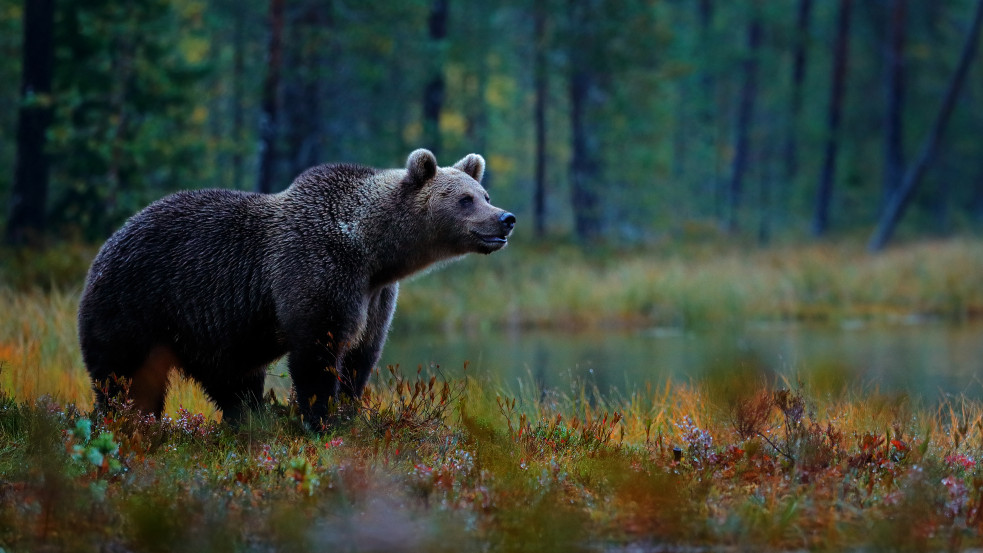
[405,148,438,187]
[453,153,485,183]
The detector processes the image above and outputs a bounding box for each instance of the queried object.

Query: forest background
[4,0,983,252]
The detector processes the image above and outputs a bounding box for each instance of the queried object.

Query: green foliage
[47,0,210,238]
[0,242,95,290]
[68,418,122,477]
[0,0,22,212]
[5,0,983,241]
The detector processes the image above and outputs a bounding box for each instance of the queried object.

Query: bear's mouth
[471,231,509,246]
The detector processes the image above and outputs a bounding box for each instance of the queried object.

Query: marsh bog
[380,321,983,403]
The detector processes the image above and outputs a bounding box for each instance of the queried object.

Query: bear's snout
[470,209,515,253]
[499,212,516,234]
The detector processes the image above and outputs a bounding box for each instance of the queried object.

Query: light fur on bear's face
[430,169,509,254]
[404,150,513,255]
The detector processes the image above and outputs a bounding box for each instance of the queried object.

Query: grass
[396,236,983,332]
[5,236,983,333]
[3,368,983,551]
[3,237,983,550]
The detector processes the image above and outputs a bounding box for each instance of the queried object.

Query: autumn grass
[4,363,983,551]
[4,236,983,334]
[398,236,983,331]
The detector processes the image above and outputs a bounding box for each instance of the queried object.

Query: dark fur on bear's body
[78,149,514,427]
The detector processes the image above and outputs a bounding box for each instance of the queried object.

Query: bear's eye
[484,194,490,202]
[459,196,474,208]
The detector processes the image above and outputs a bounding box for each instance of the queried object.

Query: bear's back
[89,189,271,285]
[80,189,279,359]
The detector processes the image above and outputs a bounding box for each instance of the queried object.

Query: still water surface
[380,322,983,402]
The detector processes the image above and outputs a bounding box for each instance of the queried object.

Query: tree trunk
[783,0,812,181]
[696,0,722,220]
[256,0,285,194]
[568,0,603,240]
[882,0,906,209]
[758,151,774,246]
[812,0,852,237]
[6,0,56,246]
[533,0,548,238]
[868,0,983,252]
[971,167,983,225]
[726,6,762,233]
[310,3,332,168]
[283,1,330,177]
[231,3,245,190]
[104,14,136,223]
[423,0,448,157]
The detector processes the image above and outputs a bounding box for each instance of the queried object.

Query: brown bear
[78,149,514,428]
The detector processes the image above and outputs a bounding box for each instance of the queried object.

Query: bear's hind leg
[85,343,173,419]
[127,345,179,418]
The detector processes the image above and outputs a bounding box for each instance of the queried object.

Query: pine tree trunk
[868,0,983,251]
[783,0,812,181]
[696,0,722,220]
[533,0,548,238]
[6,0,55,246]
[568,0,603,240]
[812,0,852,237]
[231,5,245,190]
[882,0,906,209]
[256,0,285,194]
[283,1,329,177]
[726,7,762,233]
[423,0,448,157]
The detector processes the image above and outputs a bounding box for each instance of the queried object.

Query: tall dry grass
[0,288,90,408]
[0,287,216,418]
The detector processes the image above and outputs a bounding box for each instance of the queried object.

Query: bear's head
[403,149,515,255]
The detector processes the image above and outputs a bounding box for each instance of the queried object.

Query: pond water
[379,322,983,403]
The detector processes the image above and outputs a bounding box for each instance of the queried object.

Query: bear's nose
[499,212,516,233]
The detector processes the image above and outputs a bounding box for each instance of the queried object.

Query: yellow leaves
[175,0,212,64]
[191,105,208,125]
[177,0,206,22]
[488,154,515,176]
[485,74,517,111]
[179,36,210,65]
[439,111,468,137]
[403,121,422,144]
[1,3,22,23]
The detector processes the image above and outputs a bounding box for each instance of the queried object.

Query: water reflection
[380,322,983,402]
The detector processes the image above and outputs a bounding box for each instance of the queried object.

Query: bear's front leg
[276,280,366,430]
[340,284,398,400]
[279,291,361,430]
[288,339,346,430]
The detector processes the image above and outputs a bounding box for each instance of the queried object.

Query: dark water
[379,322,983,402]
